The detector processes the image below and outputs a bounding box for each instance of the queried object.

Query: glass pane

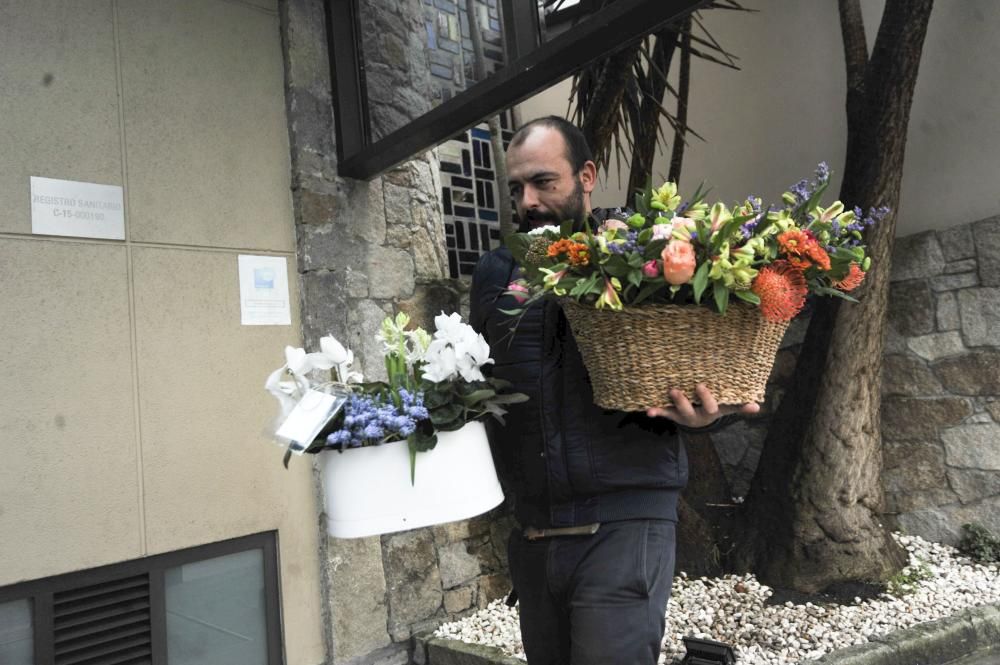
[165,549,268,665]
[360,0,511,139]
[0,599,33,665]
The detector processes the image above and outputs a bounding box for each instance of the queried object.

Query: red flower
[778,230,811,257]
[751,261,808,322]
[833,263,866,292]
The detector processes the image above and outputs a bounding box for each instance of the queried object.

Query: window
[0,599,33,664]
[0,532,281,665]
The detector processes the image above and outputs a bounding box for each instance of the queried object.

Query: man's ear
[579,160,597,194]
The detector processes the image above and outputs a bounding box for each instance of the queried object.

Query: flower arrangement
[265,312,526,481]
[505,163,888,323]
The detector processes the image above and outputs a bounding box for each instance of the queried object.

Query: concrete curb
[416,602,1000,665]
[413,634,524,665]
[809,602,1000,665]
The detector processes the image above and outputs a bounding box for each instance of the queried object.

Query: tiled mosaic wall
[424,0,514,277]
[440,118,513,277]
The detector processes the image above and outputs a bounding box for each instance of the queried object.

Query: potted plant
[264,312,526,538]
[504,164,886,411]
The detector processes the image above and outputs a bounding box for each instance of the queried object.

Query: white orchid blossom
[421,312,494,383]
[313,335,363,383]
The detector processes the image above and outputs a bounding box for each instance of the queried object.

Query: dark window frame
[325,0,710,180]
[0,531,282,665]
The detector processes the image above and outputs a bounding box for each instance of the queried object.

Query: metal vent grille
[52,574,153,665]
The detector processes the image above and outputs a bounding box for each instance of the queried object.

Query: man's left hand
[645,383,760,429]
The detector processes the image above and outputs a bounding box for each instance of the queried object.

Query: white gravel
[433,533,1000,664]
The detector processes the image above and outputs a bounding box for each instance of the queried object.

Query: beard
[519,178,587,231]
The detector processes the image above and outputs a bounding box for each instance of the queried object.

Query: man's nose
[521,185,540,209]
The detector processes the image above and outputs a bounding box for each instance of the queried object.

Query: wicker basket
[560,299,790,411]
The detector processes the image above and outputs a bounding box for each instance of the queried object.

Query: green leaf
[637,228,653,245]
[429,402,464,426]
[643,239,667,260]
[487,393,530,405]
[570,272,600,298]
[560,219,575,237]
[627,269,643,289]
[633,281,664,305]
[505,233,532,263]
[733,290,761,305]
[713,279,730,314]
[602,255,631,279]
[814,285,859,302]
[692,261,710,303]
[461,388,496,406]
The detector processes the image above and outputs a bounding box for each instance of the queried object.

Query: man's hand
[645,383,760,429]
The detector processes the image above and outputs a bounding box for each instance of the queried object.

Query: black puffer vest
[469,245,689,529]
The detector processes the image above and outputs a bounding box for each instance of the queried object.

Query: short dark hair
[509,115,593,173]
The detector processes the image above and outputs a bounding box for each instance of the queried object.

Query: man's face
[506,126,594,228]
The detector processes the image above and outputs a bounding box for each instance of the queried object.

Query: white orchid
[421,312,494,383]
[312,335,363,383]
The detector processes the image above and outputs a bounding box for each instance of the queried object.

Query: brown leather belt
[523,522,600,541]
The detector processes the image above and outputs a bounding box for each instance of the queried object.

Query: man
[469,116,758,665]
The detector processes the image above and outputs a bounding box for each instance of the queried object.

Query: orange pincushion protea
[751,260,808,322]
[546,239,590,266]
[777,229,811,257]
[833,263,866,292]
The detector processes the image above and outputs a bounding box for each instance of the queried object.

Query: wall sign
[30,176,125,240]
[238,255,291,326]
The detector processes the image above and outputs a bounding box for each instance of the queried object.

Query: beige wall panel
[118,0,294,251]
[132,247,324,663]
[0,239,140,584]
[0,0,122,235]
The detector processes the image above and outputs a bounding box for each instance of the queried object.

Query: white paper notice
[30,176,125,240]
[275,389,347,453]
[238,255,291,326]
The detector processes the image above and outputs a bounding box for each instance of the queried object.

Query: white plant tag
[275,389,347,453]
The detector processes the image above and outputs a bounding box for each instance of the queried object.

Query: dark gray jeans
[507,519,676,665]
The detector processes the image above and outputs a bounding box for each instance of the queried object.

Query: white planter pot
[318,421,505,538]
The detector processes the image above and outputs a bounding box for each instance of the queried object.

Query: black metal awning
[325,0,709,180]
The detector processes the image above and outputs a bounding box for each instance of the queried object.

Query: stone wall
[281,1,513,663]
[711,216,1000,547]
[881,216,1000,544]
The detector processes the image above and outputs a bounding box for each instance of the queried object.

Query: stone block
[945,258,979,274]
[938,222,976,261]
[779,315,809,348]
[347,299,393,381]
[932,350,1000,395]
[888,280,935,336]
[987,401,1000,422]
[885,488,959,514]
[396,282,463,332]
[900,495,1000,546]
[477,573,511,608]
[298,221,367,272]
[300,270,349,346]
[881,397,971,440]
[958,288,1000,347]
[936,291,961,331]
[942,423,1000,469]
[931,272,980,292]
[438,541,482,589]
[367,244,416,299]
[907,331,967,361]
[884,323,908,354]
[891,231,945,281]
[974,216,1000,286]
[431,514,491,544]
[326,536,392,660]
[883,441,947,491]
[882,354,942,396]
[412,222,449,280]
[947,468,1000,504]
[444,586,475,613]
[383,529,444,631]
